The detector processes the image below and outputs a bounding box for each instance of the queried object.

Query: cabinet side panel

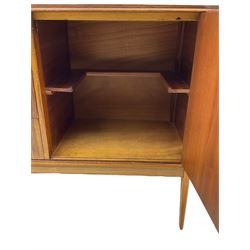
[31,78,39,119]
[31,118,44,159]
[32,27,52,158]
[31,77,44,159]
[183,12,219,230]
[36,21,74,151]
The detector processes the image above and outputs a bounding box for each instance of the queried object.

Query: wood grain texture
[68,22,179,71]
[35,20,75,151]
[175,22,185,72]
[46,93,74,151]
[32,160,183,177]
[36,21,70,86]
[183,11,219,231]
[179,171,189,229]
[174,94,189,140]
[31,118,44,159]
[31,78,38,119]
[33,11,200,21]
[180,22,198,84]
[74,73,170,121]
[31,4,219,21]
[32,26,52,158]
[52,120,182,163]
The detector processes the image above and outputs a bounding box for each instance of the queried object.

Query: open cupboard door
[182,11,219,231]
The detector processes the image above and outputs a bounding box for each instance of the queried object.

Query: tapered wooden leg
[179,171,189,229]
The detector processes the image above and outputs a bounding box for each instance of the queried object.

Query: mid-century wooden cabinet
[31,5,219,231]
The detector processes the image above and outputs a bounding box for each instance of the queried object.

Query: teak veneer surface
[32,26,53,158]
[46,93,74,150]
[174,94,189,140]
[32,5,218,21]
[68,22,179,72]
[31,79,39,119]
[36,21,77,150]
[31,118,44,159]
[180,22,198,84]
[32,159,183,177]
[183,11,219,230]
[52,119,182,163]
[36,21,70,86]
[74,72,171,121]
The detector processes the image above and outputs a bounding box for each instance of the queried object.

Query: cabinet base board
[32,160,183,177]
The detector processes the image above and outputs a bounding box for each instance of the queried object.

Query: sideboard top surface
[31,4,218,12]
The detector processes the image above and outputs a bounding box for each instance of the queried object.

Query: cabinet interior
[36,20,197,162]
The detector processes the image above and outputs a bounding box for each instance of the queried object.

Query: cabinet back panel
[68,21,179,71]
[74,74,170,121]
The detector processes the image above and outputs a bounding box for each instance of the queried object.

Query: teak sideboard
[31,4,219,231]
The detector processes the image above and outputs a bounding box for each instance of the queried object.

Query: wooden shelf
[52,119,182,163]
[161,72,190,94]
[86,71,161,78]
[45,70,189,95]
[87,71,190,94]
[45,70,86,95]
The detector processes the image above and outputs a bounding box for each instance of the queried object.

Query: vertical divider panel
[32,22,52,158]
[36,21,75,151]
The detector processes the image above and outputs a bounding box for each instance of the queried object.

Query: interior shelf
[45,71,189,95]
[162,72,190,94]
[52,119,182,163]
[86,72,162,78]
[45,69,86,95]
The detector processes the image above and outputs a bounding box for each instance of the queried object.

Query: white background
[0,0,250,249]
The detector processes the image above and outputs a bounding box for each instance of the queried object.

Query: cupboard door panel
[32,118,44,159]
[183,11,219,230]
